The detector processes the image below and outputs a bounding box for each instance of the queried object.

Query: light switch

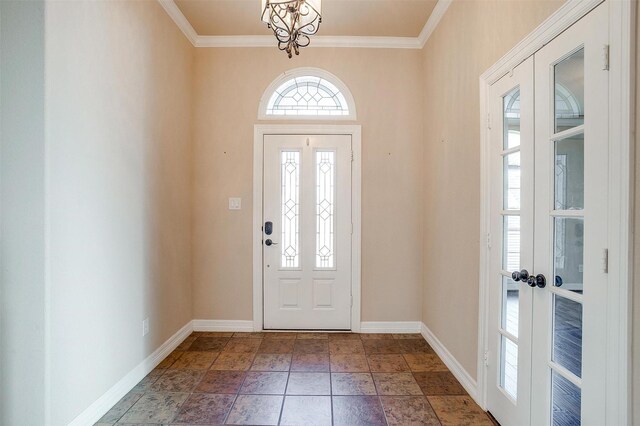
[229,197,242,210]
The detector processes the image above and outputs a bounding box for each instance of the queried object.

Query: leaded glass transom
[266,76,349,117]
[281,151,300,268]
[315,151,335,268]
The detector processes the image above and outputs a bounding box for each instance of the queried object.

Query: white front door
[487,3,609,425]
[263,134,352,330]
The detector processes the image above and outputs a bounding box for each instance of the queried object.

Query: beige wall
[0,2,47,424]
[44,1,193,423]
[192,48,424,322]
[420,0,564,378]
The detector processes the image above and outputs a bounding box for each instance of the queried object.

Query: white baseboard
[67,321,193,426]
[360,321,422,334]
[421,322,479,401]
[192,319,255,332]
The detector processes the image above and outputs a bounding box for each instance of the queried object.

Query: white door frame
[253,124,362,332]
[477,0,635,424]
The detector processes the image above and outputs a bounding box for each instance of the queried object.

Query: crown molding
[159,0,449,50]
[417,0,453,48]
[157,0,198,45]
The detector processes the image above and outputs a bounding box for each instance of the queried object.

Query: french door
[487,3,609,425]
[262,134,352,330]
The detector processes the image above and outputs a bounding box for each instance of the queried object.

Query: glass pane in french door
[499,87,521,400]
[552,370,582,425]
[554,49,584,133]
[549,47,585,425]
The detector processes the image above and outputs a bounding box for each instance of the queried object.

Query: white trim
[417,0,453,48]
[360,321,422,334]
[67,321,193,426]
[257,67,357,121]
[480,0,603,85]
[253,125,362,332]
[192,319,255,332]
[421,323,479,402]
[478,0,634,419]
[605,1,635,424]
[156,0,198,45]
[477,76,491,410]
[158,0,449,49]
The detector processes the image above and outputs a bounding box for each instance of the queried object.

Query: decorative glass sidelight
[281,151,301,268]
[315,151,336,268]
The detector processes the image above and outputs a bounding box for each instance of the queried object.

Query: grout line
[329,368,335,426]
[105,388,146,424]
[276,372,291,425]
[424,394,445,426]
[222,392,240,425]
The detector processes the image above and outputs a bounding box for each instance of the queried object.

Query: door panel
[263,134,352,329]
[532,4,608,425]
[487,56,534,426]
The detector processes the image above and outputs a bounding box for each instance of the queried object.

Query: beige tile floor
[95,332,497,425]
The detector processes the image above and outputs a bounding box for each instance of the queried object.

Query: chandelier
[261,0,322,58]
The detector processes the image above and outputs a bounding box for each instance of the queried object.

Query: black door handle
[532,274,546,288]
[512,270,545,288]
[265,239,278,246]
[512,269,529,282]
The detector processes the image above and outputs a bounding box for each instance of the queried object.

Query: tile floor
[96,332,497,425]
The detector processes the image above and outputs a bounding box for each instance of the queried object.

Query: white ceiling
[174,0,439,38]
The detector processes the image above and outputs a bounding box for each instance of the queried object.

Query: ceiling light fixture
[261,0,322,58]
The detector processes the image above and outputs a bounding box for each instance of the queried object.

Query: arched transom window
[260,68,356,120]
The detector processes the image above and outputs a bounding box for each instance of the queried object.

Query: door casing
[253,124,362,332]
[478,0,635,424]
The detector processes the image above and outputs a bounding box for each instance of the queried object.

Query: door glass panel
[501,276,519,337]
[554,48,584,133]
[553,217,583,292]
[503,215,520,271]
[281,151,301,268]
[552,370,581,426]
[500,335,518,399]
[504,152,521,210]
[555,134,584,210]
[315,151,335,269]
[553,295,583,378]
[503,87,521,149]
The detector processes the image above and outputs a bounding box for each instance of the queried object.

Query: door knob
[265,239,278,246]
[512,269,529,282]
[525,273,547,288]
